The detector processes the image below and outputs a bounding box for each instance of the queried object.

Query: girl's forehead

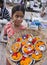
[14,11,24,16]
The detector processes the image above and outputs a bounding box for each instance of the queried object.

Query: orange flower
[20,57,32,65]
[12,52,22,60]
[32,51,42,61]
[22,44,34,55]
[35,41,45,51]
[11,42,21,52]
[21,41,26,46]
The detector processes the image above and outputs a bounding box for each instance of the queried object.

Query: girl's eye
[15,15,19,18]
[15,15,24,18]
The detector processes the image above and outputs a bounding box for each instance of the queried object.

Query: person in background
[40,0,47,17]
[0,0,10,21]
[4,4,27,38]
[20,0,23,4]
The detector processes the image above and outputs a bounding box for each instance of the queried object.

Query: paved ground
[42,60,47,65]
[0,44,6,65]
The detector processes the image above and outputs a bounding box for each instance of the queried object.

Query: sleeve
[4,22,11,35]
[3,8,11,21]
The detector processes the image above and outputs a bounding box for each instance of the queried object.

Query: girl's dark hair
[12,4,25,16]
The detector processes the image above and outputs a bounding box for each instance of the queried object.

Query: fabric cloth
[1,7,10,21]
[4,20,27,38]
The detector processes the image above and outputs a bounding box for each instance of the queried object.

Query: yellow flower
[32,52,42,61]
[20,57,32,65]
[11,43,21,52]
[12,52,22,60]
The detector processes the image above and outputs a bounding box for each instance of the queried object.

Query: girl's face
[12,11,24,26]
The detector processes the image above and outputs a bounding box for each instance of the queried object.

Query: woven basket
[7,29,47,65]
[13,29,44,39]
[7,29,46,45]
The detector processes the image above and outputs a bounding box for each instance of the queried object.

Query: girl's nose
[18,17,21,19]
[18,17,22,20]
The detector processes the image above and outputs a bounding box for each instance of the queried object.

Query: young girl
[4,4,27,38]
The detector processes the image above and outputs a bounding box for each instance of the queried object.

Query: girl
[4,4,27,38]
